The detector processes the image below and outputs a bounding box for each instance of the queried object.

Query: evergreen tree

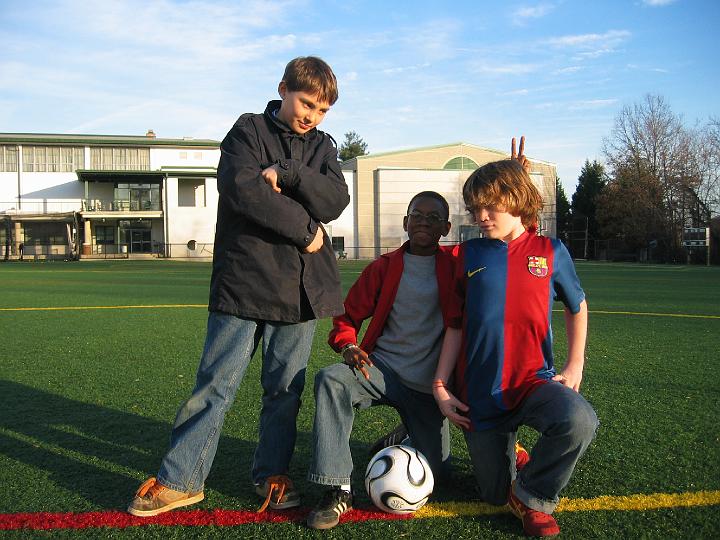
[571,159,606,239]
[338,131,368,161]
[556,177,572,241]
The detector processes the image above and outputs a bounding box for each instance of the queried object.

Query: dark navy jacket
[209,100,350,322]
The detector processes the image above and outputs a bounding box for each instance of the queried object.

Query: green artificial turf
[0,259,718,538]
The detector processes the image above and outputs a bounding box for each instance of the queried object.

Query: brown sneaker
[127,477,204,517]
[255,475,301,512]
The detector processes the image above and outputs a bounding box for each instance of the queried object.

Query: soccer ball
[364,444,434,514]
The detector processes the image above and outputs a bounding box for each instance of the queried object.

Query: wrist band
[432,379,447,388]
[341,343,359,354]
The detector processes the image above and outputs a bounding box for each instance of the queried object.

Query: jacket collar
[264,100,318,140]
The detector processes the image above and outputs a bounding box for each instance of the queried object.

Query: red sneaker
[515,441,530,472]
[508,488,560,537]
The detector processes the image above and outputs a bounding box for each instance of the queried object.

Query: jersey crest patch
[527,256,548,277]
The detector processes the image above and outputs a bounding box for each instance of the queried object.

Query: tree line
[558,94,719,263]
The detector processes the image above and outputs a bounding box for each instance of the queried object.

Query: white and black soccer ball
[364,444,434,514]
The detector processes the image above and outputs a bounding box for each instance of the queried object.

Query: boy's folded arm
[279,145,350,223]
[218,127,318,248]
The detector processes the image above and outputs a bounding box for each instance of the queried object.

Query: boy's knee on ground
[476,480,510,506]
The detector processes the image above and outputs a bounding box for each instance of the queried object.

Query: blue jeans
[156,311,317,492]
[464,381,598,513]
[308,358,450,487]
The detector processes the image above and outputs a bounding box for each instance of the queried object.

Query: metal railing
[81,199,162,212]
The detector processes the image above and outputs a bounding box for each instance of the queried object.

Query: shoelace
[257,475,293,513]
[135,477,164,499]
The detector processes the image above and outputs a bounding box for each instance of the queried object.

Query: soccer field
[0,260,718,538]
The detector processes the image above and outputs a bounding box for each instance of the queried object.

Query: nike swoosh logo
[467,266,487,278]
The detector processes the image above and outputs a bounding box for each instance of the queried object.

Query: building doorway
[119,219,153,253]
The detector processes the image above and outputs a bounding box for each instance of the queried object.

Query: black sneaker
[306,488,353,530]
[369,423,409,456]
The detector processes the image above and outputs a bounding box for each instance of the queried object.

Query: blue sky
[1,0,718,194]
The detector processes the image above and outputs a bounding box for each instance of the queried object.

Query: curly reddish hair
[462,159,543,228]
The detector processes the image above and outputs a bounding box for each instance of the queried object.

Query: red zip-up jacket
[328,242,458,354]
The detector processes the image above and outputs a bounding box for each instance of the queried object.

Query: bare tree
[692,118,720,220]
[601,94,699,260]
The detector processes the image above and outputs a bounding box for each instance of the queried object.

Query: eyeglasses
[407,210,446,225]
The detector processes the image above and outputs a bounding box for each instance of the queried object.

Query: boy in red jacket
[306,191,455,529]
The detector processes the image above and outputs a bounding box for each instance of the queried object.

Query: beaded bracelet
[340,343,360,355]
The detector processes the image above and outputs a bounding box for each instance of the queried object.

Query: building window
[178,178,206,207]
[459,224,480,242]
[95,225,115,245]
[114,183,161,211]
[0,145,18,172]
[23,223,66,246]
[90,147,150,171]
[194,152,202,160]
[443,156,479,171]
[331,236,345,252]
[22,146,84,172]
[179,151,188,160]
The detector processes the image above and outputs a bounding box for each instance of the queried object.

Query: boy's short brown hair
[463,159,543,228]
[282,56,338,105]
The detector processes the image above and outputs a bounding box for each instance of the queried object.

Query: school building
[340,142,557,258]
[0,133,556,260]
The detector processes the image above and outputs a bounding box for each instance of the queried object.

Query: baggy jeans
[308,358,450,487]
[464,381,598,513]
[156,311,317,492]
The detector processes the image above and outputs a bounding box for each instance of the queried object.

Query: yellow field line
[415,490,720,517]
[0,304,206,312]
[554,309,720,320]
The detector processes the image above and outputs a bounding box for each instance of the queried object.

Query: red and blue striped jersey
[449,230,585,431]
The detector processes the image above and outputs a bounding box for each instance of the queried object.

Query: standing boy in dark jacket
[128,56,349,517]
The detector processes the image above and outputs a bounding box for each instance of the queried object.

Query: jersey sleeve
[446,243,466,328]
[551,240,585,314]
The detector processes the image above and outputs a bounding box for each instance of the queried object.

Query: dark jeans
[308,358,449,487]
[464,381,598,513]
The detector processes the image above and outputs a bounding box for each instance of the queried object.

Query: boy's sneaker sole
[127,491,204,517]
[255,475,301,511]
[307,489,353,530]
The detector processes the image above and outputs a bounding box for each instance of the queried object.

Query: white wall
[1,170,84,213]
[165,176,217,257]
[150,147,220,169]
[323,170,355,252]
[0,172,18,211]
[375,168,473,248]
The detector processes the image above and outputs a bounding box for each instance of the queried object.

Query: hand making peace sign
[511,135,531,173]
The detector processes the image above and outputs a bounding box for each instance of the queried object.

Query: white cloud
[471,62,540,75]
[554,66,584,74]
[573,48,620,60]
[568,99,618,110]
[642,0,677,5]
[545,30,631,49]
[380,63,431,75]
[514,3,555,21]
